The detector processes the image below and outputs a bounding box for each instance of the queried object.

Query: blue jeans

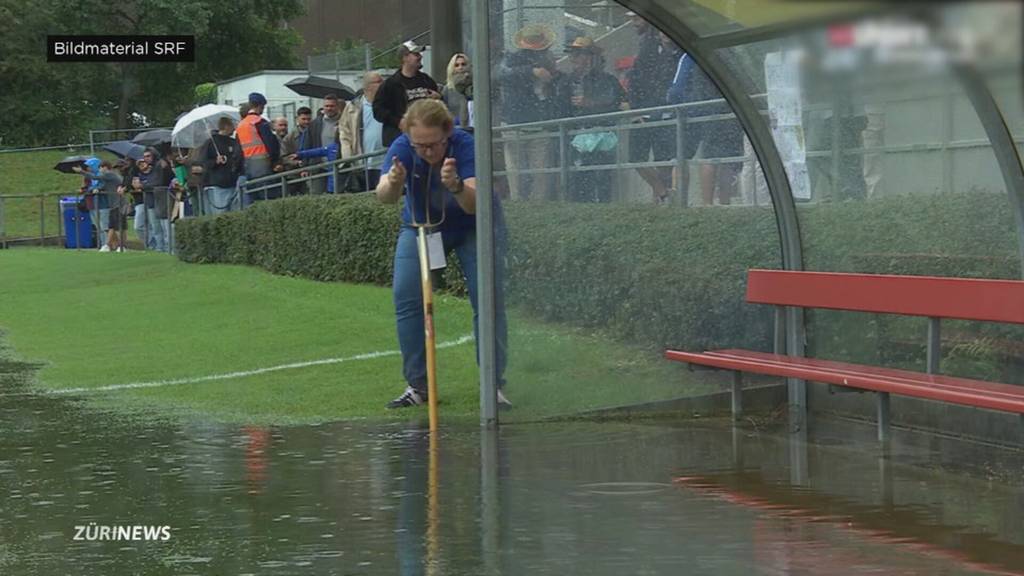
[392,226,508,392]
[133,203,147,244]
[202,186,239,215]
[147,208,168,252]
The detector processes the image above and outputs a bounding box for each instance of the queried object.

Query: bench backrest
[747,269,1024,324]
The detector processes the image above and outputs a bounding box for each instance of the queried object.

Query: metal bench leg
[732,421,744,471]
[877,392,891,442]
[732,372,743,422]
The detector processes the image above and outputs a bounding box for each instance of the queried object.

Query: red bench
[665,269,1024,440]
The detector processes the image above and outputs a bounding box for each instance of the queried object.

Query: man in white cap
[373,39,441,147]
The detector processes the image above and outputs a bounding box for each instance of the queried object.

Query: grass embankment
[0,249,712,424]
[0,148,121,241]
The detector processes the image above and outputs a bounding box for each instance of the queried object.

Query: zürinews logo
[73,524,172,542]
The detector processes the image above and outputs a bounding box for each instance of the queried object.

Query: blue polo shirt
[380,128,476,233]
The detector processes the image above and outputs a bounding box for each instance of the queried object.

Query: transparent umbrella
[171,104,241,152]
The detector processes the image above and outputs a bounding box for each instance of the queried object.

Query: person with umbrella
[201,116,244,214]
[78,157,112,250]
[73,160,125,252]
[302,93,344,195]
[102,141,146,161]
[375,99,510,410]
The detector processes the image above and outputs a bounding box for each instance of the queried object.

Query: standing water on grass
[1,368,1024,575]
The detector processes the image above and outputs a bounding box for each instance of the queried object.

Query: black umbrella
[103,140,146,160]
[131,129,173,146]
[285,76,356,100]
[53,155,91,174]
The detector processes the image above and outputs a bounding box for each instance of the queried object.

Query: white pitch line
[41,334,475,395]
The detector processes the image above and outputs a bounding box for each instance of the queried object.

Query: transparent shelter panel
[485,0,781,421]
[709,7,1022,379]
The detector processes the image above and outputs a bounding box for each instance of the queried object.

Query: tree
[0,0,304,147]
[194,83,218,106]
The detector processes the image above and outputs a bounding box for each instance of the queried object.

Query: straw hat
[514,23,556,51]
[566,36,601,53]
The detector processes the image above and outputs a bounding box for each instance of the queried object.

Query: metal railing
[0,127,173,155]
[240,148,388,199]
[492,87,1024,204]
[307,30,431,75]
[0,187,191,254]
[5,82,1022,249]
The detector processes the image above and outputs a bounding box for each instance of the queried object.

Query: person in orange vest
[237,92,282,205]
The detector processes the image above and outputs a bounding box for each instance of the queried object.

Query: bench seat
[665,348,1024,415]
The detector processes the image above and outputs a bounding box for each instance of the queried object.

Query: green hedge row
[176,193,1021,364]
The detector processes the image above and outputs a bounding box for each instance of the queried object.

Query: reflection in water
[1,367,1023,575]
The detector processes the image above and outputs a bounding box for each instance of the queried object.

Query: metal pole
[364,44,372,72]
[926,317,941,374]
[56,195,63,248]
[559,125,570,199]
[74,196,81,251]
[143,191,150,252]
[0,196,6,250]
[942,92,954,194]
[830,97,841,200]
[168,188,175,255]
[675,113,687,206]
[480,429,500,575]
[89,130,95,157]
[39,194,45,246]
[473,0,498,427]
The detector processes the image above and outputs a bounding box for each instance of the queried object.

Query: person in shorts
[74,160,125,251]
[626,14,681,204]
[668,43,745,206]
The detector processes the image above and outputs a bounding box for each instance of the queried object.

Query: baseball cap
[248,92,268,106]
[398,40,425,57]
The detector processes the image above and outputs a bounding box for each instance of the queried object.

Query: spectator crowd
[76,16,750,252]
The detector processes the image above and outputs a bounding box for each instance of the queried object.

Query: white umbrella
[171,104,240,152]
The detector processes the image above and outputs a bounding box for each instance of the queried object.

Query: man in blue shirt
[376,99,509,409]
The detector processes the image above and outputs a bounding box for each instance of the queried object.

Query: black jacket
[373,70,439,147]
[201,134,244,189]
[627,30,681,113]
[555,67,625,122]
[496,49,561,124]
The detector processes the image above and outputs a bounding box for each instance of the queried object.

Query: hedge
[176,192,1022,377]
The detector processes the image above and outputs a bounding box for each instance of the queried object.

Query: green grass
[1,249,713,425]
[0,148,120,240]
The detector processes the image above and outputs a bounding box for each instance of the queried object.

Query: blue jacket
[297,143,340,193]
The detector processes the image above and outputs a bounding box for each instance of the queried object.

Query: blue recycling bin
[61,196,95,249]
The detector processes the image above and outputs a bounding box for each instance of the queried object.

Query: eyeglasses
[410,137,448,153]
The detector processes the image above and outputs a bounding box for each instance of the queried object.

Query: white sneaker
[497,389,512,408]
[98,245,111,252]
[116,247,127,253]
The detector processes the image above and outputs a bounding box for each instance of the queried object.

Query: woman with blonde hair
[441,53,473,129]
[375,99,509,409]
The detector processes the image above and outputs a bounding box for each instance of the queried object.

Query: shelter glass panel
[712,6,1023,387]
[484,1,781,421]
